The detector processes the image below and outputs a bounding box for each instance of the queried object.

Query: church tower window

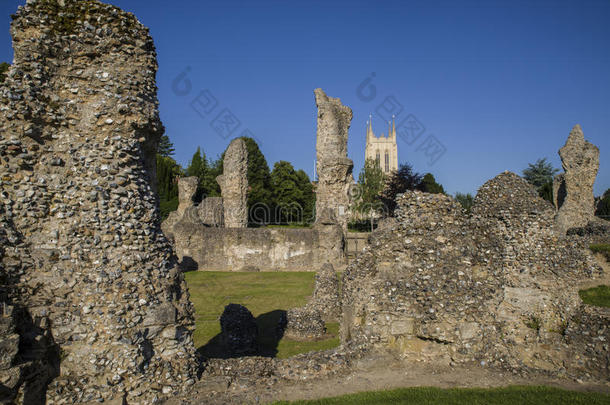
[384,151,389,172]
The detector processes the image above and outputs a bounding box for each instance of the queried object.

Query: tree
[156,154,182,219]
[380,163,422,215]
[523,158,558,188]
[270,161,315,224]
[538,181,553,203]
[417,173,445,194]
[185,147,207,202]
[522,158,559,203]
[201,155,222,198]
[185,147,205,178]
[596,188,610,221]
[239,137,273,225]
[0,62,9,84]
[158,134,175,157]
[353,159,385,226]
[455,192,474,214]
[185,147,221,202]
[295,169,315,223]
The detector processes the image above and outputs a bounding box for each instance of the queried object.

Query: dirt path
[167,352,610,404]
[271,359,610,402]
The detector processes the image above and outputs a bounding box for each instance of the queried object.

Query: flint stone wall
[173,223,345,271]
[306,263,341,320]
[0,1,199,402]
[341,172,607,379]
[282,308,326,340]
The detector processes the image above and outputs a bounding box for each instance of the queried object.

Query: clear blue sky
[1,0,609,196]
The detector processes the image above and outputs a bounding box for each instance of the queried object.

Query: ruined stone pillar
[177,176,198,216]
[161,176,199,240]
[0,1,199,402]
[314,88,354,232]
[217,138,249,228]
[554,125,600,234]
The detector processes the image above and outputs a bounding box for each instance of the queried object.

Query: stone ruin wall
[341,172,609,379]
[314,88,354,232]
[166,174,346,272]
[0,1,199,402]
[173,223,340,272]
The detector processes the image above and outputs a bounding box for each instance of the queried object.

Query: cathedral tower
[364,115,398,174]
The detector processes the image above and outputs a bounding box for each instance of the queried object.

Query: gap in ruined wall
[181,269,342,361]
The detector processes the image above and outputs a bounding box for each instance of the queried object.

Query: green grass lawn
[579,285,610,308]
[272,386,610,405]
[184,271,340,359]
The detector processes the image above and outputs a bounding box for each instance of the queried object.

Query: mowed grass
[184,271,340,359]
[579,285,610,308]
[272,386,610,405]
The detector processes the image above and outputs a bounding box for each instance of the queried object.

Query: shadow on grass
[198,309,287,359]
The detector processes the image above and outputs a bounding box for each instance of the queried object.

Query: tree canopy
[185,146,221,202]
[522,158,559,203]
[417,173,445,194]
[523,158,559,188]
[380,163,423,215]
[158,134,175,157]
[270,161,315,224]
[353,158,385,216]
[239,137,274,225]
[156,154,182,220]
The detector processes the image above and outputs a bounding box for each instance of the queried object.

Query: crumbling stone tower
[217,138,249,228]
[0,0,199,402]
[314,88,354,232]
[553,124,600,234]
